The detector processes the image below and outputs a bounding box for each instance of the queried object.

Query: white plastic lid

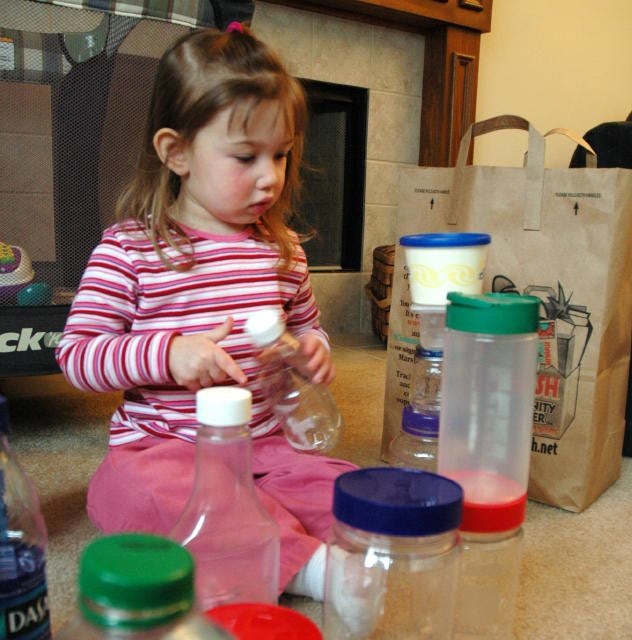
[244,309,284,347]
[196,387,252,427]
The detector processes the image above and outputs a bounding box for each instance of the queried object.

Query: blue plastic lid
[333,468,462,536]
[402,406,439,437]
[415,346,443,359]
[399,233,491,248]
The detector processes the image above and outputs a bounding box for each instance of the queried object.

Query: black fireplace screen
[298,79,367,271]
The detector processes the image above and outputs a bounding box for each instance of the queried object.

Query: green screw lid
[79,533,194,630]
[446,292,540,334]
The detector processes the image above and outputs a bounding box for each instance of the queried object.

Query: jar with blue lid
[323,467,463,639]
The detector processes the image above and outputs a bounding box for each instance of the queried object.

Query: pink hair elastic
[226,21,244,33]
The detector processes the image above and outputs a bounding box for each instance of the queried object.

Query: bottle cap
[0,395,8,435]
[460,494,527,533]
[196,387,252,427]
[206,603,322,639]
[244,309,284,347]
[79,533,194,629]
[446,292,540,335]
[401,406,439,437]
[399,232,491,247]
[333,467,462,536]
[416,345,443,359]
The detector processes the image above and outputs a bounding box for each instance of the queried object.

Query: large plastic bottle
[244,309,343,453]
[169,387,280,610]
[56,533,233,639]
[0,394,50,639]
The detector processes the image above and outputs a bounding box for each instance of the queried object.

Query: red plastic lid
[205,603,322,639]
[461,493,527,533]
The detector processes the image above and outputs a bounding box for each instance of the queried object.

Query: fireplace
[299,79,368,271]
[252,1,426,334]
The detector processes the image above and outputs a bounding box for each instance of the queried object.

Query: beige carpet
[1,335,631,638]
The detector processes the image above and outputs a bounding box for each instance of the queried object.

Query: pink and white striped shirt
[56,219,328,446]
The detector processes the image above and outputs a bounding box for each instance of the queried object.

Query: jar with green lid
[437,292,540,639]
[56,533,234,639]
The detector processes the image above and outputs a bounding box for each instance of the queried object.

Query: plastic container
[244,309,343,453]
[323,467,463,639]
[411,304,447,352]
[56,533,233,639]
[437,292,540,518]
[399,233,491,306]
[454,526,524,639]
[0,394,50,640]
[206,603,322,639]
[409,346,443,414]
[169,387,280,610]
[388,405,439,472]
[438,292,539,639]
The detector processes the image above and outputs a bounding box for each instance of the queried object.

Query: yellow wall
[474,0,632,167]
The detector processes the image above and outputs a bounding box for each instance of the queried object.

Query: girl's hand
[296,333,336,385]
[168,317,247,391]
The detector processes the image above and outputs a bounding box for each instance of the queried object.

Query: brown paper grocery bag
[381,115,632,512]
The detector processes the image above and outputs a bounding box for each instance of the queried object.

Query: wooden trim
[419,25,481,166]
[264,0,492,32]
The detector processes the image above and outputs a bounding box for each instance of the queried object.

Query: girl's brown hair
[115,26,307,270]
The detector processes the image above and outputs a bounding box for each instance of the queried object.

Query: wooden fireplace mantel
[264,0,493,167]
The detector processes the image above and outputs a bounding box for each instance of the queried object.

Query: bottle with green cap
[56,533,234,639]
[0,394,50,639]
[436,292,540,639]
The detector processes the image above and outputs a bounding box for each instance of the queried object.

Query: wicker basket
[365,244,395,344]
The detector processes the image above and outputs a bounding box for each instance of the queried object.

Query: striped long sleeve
[56,220,327,445]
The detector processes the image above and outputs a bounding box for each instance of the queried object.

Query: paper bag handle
[544,127,598,168]
[450,115,545,230]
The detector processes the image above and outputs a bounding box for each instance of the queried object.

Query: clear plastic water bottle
[323,467,463,639]
[56,533,234,639]
[388,405,439,471]
[244,309,343,453]
[169,387,280,610]
[409,346,443,414]
[0,394,50,640]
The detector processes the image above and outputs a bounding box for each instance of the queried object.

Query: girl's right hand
[168,317,248,391]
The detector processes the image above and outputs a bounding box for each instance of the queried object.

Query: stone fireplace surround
[252,2,426,336]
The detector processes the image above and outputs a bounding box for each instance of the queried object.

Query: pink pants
[87,434,358,590]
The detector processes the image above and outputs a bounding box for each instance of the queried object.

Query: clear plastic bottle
[56,533,234,639]
[169,387,280,610]
[323,467,463,639]
[409,346,443,413]
[0,394,50,640]
[438,292,539,516]
[388,405,438,471]
[244,309,343,453]
[455,524,524,639]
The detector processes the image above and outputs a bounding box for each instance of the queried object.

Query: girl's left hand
[296,334,336,385]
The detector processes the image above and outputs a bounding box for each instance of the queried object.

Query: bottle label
[0,544,50,640]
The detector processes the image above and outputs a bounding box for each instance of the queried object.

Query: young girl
[56,23,357,601]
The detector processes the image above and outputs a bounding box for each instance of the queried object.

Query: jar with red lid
[205,603,322,639]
